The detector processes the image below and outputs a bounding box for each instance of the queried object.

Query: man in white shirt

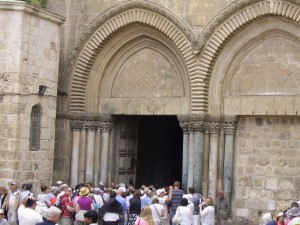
[18,197,43,225]
[2,181,20,225]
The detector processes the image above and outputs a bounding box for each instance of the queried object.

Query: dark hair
[180,198,188,206]
[110,191,116,198]
[291,202,298,208]
[188,187,195,194]
[26,183,32,191]
[41,184,47,192]
[25,198,37,207]
[84,210,98,223]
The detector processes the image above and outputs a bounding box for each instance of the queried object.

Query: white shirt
[176,206,193,225]
[18,205,43,225]
[8,191,19,209]
[200,206,214,225]
[150,204,164,224]
[187,203,194,215]
[94,194,104,208]
[103,212,119,222]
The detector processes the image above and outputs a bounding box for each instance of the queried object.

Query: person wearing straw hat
[276,212,284,225]
[76,187,93,225]
[2,181,20,225]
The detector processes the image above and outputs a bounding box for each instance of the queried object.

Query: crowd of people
[0,180,231,225]
[262,201,300,225]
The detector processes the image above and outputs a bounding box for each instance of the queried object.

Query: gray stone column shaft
[70,129,80,187]
[94,128,101,186]
[85,127,95,182]
[217,129,225,192]
[223,134,234,199]
[202,131,209,197]
[79,127,87,183]
[193,131,204,192]
[208,133,218,198]
[187,132,195,188]
[100,130,110,185]
[223,115,237,205]
[182,132,189,192]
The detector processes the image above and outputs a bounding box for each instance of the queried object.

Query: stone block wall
[0,1,64,192]
[234,116,300,224]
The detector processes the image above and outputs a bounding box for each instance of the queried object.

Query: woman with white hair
[36,206,62,225]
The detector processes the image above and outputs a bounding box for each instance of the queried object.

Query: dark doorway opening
[135,116,183,188]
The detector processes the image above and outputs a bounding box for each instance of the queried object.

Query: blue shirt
[141,196,152,209]
[116,195,128,214]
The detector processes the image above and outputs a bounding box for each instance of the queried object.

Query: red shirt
[61,193,72,218]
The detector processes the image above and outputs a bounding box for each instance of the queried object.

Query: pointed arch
[63,0,198,112]
[195,0,300,113]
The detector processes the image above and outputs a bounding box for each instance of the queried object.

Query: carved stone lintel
[206,115,221,134]
[223,115,238,135]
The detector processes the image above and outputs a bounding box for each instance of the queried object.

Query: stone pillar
[207,115,221,199]
[94,127,101,186]
[85,121,95,183]
[177,115,190,192]
[99,118,113,186]
[188,129,195,188]
[70,120,83,188]
[217,118,225,192]
[223,115,238,202]
[79,124,87,183]
[192,114,206,192]
[202,130,210,197]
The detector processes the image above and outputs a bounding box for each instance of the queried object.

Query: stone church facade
[1,0,300,223]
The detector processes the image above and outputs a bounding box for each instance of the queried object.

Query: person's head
[110,191,117,199]
[188,187,195,194]
[86,182,92,189]
[0,209,4,220]
[205,197,214,206]
[276,212,284,222]
[10,181,18,191]
[291,202,299,208]
[60,184,69,192]
[47,206,61,223]
[156,189,166,197]
[180,198,188,206]
[146,190,153,197]
[93,187,101,195]
[84,210,98,225]
[79,187,90,197]
[66,187,73,196]
[151,195,159,204]
[141,206,155,225]
[25,197,37,209]
[134,190,141,198]
[40,184,48,193]
[0,186,7,195]
[26,183,32,191]
[174,181,180,188]
[218,191,224,199]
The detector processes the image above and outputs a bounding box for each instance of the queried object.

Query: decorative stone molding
[70,119,84,130]
[61,0,199,113]
[177,114,206,132]
[98,121,114,132]
[223,115,238,135]
[195,0,300,113]
[206,115,221,134]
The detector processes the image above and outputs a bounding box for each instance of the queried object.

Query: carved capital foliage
[98,121,114,131]
[177,115,190,133]
[206,115,221,134]
[223,115,238,135]
[70,119,84,130]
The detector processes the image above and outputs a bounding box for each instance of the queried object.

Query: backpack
[94,199,99,210]
[54,195,64,211]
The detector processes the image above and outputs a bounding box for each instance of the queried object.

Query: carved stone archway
[61,0,202,113]
[197,0,300,113]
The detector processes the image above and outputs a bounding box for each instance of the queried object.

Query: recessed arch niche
[208,17,300,115]
[86,25,190,115]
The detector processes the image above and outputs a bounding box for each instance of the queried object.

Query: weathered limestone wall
[0,1,64,190]
[234,116,300,224]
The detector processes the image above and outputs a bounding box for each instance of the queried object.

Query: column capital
[177,115,190,133]
[84,120,96,130]
[223,115,238,135]
[98,121,113,131]
[70,119,84,130]
[206,114,221,134]
[177,114,206,132]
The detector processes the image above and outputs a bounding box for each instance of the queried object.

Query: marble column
[192,114,205,192]
[99,119,113,186]
[94,127,101,186]
[188,129,194,188]
[207,115,221,199]
[85,121,95,183]
[70,120,83,187]
[178,115,190,192]
[223,115,238,201]
[202,130,210,197]
[217,124,225,192]
[79,123,87,183]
